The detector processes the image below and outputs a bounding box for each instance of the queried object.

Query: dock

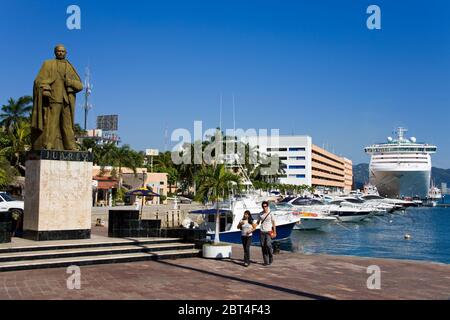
[0,227,449,300]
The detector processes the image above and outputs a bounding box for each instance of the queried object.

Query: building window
[289,147,306,152]
[289,165,306,169]
[160,181,165,185]
[289,174,306,178]
[290,156,306,160]
[267,148,287,152]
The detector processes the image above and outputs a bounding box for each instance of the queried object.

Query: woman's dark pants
[241,236,252,264]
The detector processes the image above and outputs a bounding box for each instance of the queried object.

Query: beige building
[92,166,168,206]
[311,145,353,192]
[344,158,353,192]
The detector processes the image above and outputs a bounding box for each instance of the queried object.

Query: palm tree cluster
[0,96,33,181]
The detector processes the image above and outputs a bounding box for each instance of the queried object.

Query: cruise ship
[364,128,437,199]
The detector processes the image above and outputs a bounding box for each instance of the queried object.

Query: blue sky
[1,0,449,167]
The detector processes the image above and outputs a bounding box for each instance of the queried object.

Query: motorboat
[360,194,413,209]
[273,201,337,230]
[187,196,299,244]
[326,200,373,222]
[275,197,372,223]
[293,212,337,230]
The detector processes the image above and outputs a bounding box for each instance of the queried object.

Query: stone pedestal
[23,150,93,241]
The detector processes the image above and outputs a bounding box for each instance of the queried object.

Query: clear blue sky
[1,0,449,167]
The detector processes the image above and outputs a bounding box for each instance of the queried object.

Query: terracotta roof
[94,176,118,190]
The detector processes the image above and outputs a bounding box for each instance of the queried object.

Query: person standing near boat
[257,201,277,266]
[238,210,257,267]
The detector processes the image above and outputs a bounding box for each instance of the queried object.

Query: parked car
[0,192,24,215]
[178,196,193,204]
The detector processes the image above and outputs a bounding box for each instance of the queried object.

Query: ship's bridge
[365,128,437,155]
[365,144,437,155]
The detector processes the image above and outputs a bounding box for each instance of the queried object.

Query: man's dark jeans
[260,232,273,265]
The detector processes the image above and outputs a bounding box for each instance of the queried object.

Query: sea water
[280,206,450,264]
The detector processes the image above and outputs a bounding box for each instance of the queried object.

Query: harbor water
[280,205,450,264]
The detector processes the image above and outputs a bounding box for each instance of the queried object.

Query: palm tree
[73,123,86,137]
[0,156,17,188]
[1,120,31,171]
[95,142,119,167]
[0,96,32,132]
[196,164,241,244]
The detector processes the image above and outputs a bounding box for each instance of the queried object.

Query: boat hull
[208,221,297,244]
[331,212,371,222]
[294,217,336,230]
[370,168,430,199]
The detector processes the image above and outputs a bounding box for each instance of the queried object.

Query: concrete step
[0,243,196,263]
[0,249,201,272]
[0,237,183,254]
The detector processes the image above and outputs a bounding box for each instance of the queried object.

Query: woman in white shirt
[238,210,257,267]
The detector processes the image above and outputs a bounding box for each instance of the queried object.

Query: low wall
[108,210,161,238]
[0,211,12,243]
[108,210,206,245]
[94,203,205,228]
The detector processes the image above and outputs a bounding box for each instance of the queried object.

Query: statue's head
[54,45,67,60]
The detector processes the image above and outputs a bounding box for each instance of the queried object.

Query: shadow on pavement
[156,259,334,300]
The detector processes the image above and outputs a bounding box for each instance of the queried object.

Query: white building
[245,135,312,186]
[245,135,352,192]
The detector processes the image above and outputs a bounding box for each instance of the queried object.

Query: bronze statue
[31,45,83,151]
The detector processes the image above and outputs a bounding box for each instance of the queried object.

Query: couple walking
[237,201,277,267]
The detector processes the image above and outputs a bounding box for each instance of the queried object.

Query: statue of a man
[31,45,83,151]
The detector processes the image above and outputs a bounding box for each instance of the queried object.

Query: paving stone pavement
[0,236,449,300]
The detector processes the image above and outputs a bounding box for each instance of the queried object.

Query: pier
[0,227,448,300]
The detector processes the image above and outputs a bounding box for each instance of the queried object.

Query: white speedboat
[326,200,373,222]
[337,196,387,216]
[273,202,337,230]
[360,194,416,209]
[293,212,337,230]
[277,197,372,223]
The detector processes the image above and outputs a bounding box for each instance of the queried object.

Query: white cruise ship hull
[369,168,431,199]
